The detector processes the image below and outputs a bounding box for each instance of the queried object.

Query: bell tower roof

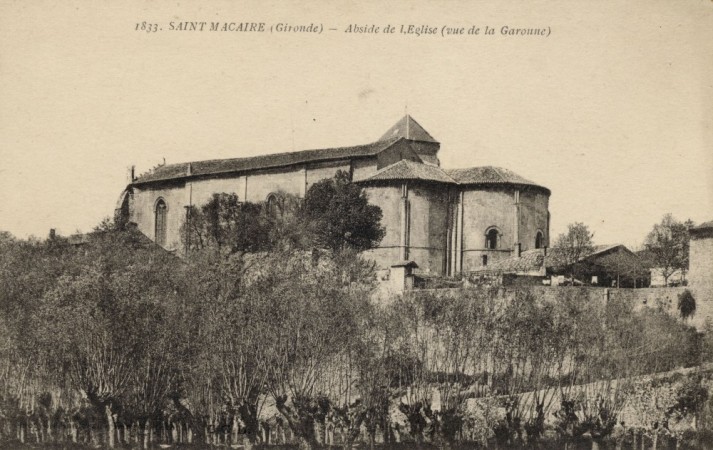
[379,115,438,143]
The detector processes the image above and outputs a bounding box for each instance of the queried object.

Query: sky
[1,0,712,249]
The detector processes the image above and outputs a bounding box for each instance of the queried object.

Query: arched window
[485,227,500,250]
[535,231,544,249]
[266,193,282,219]
[155,199,167,246]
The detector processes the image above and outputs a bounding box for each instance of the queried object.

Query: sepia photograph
[1,0,712,448]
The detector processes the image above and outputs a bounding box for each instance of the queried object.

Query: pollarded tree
[645,214,692,286]
[187,252,270,447]
[301,170,385,252]
[254,249,376,450]
[39,227,185,448]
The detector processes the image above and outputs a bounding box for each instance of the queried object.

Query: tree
[254,249,376,450]
[678,290,696,321]
[645,214,691,286]
[182,193,274,255]
[553,222,595,283]
[39,227,186,448]
[301,170,385,252]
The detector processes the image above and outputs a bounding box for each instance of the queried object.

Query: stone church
[116,116,551,277]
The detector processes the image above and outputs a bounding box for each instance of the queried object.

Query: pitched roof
[691,220,713,232]
[473,244,639,276]
[445,166,549,192]
[132,138,400,184]
[475,250,545,274]
[378,115,438,143]
[355,159,456,184]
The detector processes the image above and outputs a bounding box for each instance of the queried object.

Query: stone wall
[407,184,450,275]
[689,233,713,327]
[131,181,188,252]
[407,285,692,323]
[461,187,516,271]
[518,189,550,250]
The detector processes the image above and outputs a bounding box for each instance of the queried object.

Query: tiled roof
[691,220,713,231]
[355,159,456,184]
[445,166,549,192]
[133,138,400,184]
[479,250,545,274]
[474,244,638,275]
[379,115,438,143]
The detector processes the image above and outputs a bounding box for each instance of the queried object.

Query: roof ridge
[134,137,402,183]
[187,137,400,167]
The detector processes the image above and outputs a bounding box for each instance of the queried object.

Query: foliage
[301,170,385,252]
[1,217,711,449]
[182,193,274,254]
[645,214,693,286]
[182,172,385,256]
[678,289,697,321]
[553,222,595,282]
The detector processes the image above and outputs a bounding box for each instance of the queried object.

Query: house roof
[445,166,549,193]
[474,250,545,274]
[378,115,438,143]
[355,159,457,184]
[690,220,713,235]
[132,138,400,185]
[473,244,640,276]
[391,260,419,268]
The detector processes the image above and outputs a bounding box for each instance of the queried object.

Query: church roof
[356,159,456,184]
[378,115,439,143]
[445,166,549,193]
[133,138,400,185]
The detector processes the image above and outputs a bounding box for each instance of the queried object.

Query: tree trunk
[106,404,115,448]
[71,420,78,443]
[143,419,151,449]
[652,431,658,450]
[298,436,314,450]
[238,403,267,444]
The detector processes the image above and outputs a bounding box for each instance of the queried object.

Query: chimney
[515,242,521,257]
[49,229,56,240]
[187,163,192,176]
[127,165,136,183]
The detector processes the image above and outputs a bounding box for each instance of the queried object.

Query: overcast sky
[1,0,711,248]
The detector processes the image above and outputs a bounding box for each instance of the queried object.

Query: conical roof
[379,115,438,143]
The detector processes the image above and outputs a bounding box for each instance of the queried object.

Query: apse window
[485,228,499,249]
[535,231,544,249]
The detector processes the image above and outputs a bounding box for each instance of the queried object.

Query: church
[115,116,551,277]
